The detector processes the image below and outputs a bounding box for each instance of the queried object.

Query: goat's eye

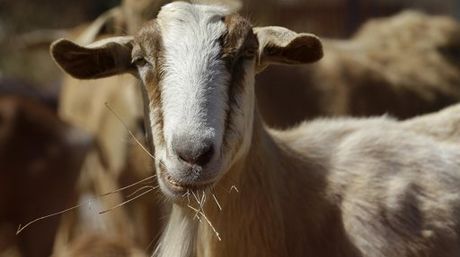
[132,56,150,67]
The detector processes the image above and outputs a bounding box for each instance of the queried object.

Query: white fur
[154,205,198,257]
[157,3,231,174]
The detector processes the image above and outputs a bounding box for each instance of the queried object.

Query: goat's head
[51,2,323,200]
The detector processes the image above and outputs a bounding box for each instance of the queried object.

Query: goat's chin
[157,163,218,201]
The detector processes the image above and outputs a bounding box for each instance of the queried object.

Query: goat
[54,1,241,254]
[0,95,91,257]
[257,11,460,128]
[54,2,162,254]
[51,3,460,257]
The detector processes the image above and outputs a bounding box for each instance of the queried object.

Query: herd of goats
[3,0,460,257]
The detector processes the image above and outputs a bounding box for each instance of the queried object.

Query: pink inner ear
[283,35,323,64]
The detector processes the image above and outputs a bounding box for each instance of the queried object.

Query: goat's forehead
[159,2,230,21]
[157,3,230,37]
[135,3,254,53]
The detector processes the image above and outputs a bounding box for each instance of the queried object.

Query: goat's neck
[159,109,340,257]
[195,112,294,256]
[201,110,338,257]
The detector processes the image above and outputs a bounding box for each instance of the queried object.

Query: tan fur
[190,110,458,257]
[146,9,460,257]
[50,4,460,257]
[154,105,460,257]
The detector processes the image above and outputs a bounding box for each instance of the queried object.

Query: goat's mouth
[158,163,214,198]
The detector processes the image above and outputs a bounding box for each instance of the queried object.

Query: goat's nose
[172,138,214,166]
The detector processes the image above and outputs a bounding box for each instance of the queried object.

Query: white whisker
[99,188,154,214]
[187,205,221,241]
[126,185,159,198]
[182,190,191,205]
[200,190,206,209]
[212,193,222,211]
[192,191,201,205]
[17,203,84,235]
[229,185,239,193]
[101,175,155,197]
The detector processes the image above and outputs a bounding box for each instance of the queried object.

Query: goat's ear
[254,26,323,72]
[50,36,134,79]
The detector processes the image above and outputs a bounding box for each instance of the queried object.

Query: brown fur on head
[50,5,321,257]
[50,2,322,202]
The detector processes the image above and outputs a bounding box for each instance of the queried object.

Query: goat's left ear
[50,36,134,79]
[254,26,323,72]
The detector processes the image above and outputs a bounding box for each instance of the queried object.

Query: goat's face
[51,2,323,199]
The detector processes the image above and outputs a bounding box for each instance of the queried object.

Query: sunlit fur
[50,2,460,257]
[153,205,199,257]
[149,3,460,257]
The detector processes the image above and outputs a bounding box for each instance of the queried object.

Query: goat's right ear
[254,26,323,72]
[50,36,134,79]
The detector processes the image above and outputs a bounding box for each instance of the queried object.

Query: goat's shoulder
[271,115,460,200]
[270,116,460,255]
[325,123,460,255]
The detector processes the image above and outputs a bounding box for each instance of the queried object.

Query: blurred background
[1,0,460,257]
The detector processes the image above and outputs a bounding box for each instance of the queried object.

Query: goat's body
[54,16,157,255]
[286,117,460,256]
[162,112,460,257]
[402,103,460,143]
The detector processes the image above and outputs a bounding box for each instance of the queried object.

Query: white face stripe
[139,2,259,189]
[157,3,231,155]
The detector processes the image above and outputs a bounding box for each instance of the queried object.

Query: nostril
[196,145,214,166]
[175,142,214,166]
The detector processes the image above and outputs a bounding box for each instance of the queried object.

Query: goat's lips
[159,165,213,194]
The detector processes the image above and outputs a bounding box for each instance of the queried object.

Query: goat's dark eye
[132,56,149,67]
